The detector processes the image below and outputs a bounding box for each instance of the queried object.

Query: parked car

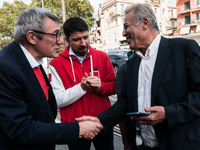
[107,49,129,56]
[108,54,128,74]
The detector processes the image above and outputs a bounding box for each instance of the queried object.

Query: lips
[54,48,60,52]
[79,46,88,51]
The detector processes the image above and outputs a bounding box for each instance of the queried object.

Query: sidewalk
[56,135,123,150]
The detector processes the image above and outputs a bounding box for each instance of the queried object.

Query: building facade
[93,0,177,52]
[172,0,200,44]
[176,0,200,34]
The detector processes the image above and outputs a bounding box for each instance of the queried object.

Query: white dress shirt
[135,34,161,148]
[20,44,43,68]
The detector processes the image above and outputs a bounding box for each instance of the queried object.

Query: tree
[0,0,95,49]
[0,0,28,41]
[30,0,95,29]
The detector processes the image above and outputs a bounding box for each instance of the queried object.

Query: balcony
[170,15,177,20]
[179,8,190,14]
[152,0,160,6]
[109,11,121,18]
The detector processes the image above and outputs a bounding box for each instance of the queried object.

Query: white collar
[135,34,161,59]
[20,44,43,68]
[69,46,89,63]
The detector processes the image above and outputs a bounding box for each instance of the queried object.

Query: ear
[142,18,150,30]
[65,37,70,44]
[26,31,37,45]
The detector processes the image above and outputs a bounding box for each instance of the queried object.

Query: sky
[0,0,104,19]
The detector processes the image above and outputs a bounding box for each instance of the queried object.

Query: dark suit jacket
[0,42,79,150]
[98,37,200,150]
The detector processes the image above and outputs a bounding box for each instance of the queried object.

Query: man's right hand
[80,73,90,91]
[78,119,103,140]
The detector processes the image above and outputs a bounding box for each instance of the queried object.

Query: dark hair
[63,17,89,39]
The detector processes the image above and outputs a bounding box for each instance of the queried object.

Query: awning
[196,25,200,32]
[180,27,190,35]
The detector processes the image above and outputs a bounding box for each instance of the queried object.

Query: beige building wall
[99,0,177,51]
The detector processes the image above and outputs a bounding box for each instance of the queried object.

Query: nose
[80,38,86,46]
[122,29,126,37]
[57,36,64,45]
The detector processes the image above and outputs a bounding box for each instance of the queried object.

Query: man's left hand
[131,106,166,125]
[86,76,101,91]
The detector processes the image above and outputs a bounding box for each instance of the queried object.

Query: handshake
[76,116,102,140]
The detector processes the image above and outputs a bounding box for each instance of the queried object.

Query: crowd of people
[1,3,200,150]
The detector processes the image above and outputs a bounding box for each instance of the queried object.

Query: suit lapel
[127,54,141,111]
[13,42,55,121]
[151,37,172,105]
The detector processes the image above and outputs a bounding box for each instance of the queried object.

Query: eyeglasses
[32,30,62,43]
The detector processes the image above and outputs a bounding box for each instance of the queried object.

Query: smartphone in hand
[126,112,151,116]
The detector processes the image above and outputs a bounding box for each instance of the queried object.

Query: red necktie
[33,66,49,101]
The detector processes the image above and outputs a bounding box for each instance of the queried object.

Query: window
[107,9,109,16]
[114,5,117,14]
[197,0,200,5]
[107,21,110,28]
[162,8,165,15]
[172,21,174,27]
[121,4,124,14]
[122,18,124,25]
[163,20,166,27]
[114,33,117,42]
[197,13,200,20]
[154,8,157,14]
[115,19,118,26]
[171,9,173,17]
[185,15,190,24]
[184,1,190,10]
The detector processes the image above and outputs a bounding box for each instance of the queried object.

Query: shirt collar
[20,44,43,68]
[135,34,161,59]
[69,46,89,63]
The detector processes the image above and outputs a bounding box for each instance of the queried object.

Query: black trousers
[68,128,114,150]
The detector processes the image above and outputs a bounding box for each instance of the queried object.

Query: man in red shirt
[49,17,116,150]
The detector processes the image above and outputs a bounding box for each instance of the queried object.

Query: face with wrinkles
[122,9,146,51]
[65,30,90,56]
[32,17,64,60]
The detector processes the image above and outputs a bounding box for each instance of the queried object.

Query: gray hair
[14,7,60,44]
[125,3,159,31]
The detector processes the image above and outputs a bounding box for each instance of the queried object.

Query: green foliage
[0,37,12,50]
[65,0,95,30]
[30,0,95,30]
[0,0,95,50]
[0,0,28,41]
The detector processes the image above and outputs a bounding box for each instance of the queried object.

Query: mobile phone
[126,112,151,116]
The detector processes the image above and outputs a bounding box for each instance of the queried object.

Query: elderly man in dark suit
[0,7,102,150]
[77,3,200,150]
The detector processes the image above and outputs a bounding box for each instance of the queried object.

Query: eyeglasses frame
[32,30,62,43]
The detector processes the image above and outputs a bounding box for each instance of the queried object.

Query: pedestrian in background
[127,49,134,58]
